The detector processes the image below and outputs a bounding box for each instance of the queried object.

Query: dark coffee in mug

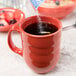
[24,22,58,35]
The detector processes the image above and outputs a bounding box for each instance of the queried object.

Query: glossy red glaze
[38,0,76,19]
[0,8,25,32]
[8,16,62,73]
[0,19,9,31]
[5,11,14,22]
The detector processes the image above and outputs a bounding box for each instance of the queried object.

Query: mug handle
[8,25,23,56]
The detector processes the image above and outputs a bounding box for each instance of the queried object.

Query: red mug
[8,16,62,74]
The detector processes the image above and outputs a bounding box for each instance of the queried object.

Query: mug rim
[21,15,62,38]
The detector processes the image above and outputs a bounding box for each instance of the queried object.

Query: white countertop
[0,1,76,76]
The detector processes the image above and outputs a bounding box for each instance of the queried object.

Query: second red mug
[8,16,62,74]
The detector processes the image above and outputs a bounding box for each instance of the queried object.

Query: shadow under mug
[8,16,62,74]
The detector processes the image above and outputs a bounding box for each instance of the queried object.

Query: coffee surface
[24,22,58,35]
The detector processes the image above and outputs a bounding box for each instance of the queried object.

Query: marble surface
[0,1,76,76]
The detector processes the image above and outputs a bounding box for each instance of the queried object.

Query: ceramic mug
[8,16,62,74]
